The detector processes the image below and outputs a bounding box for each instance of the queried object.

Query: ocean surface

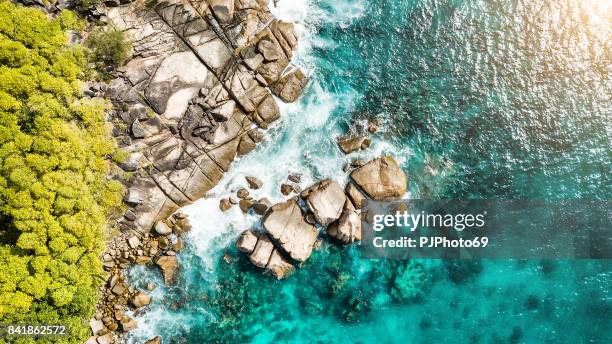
[126,0,611,343]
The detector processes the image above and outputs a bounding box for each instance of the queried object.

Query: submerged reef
[198,244,430,342]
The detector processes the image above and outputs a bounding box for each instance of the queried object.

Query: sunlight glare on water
[127,0,611,343]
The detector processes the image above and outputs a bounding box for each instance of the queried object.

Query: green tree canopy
[0,2,123,342]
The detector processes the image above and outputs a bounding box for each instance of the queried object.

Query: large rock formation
[236,229,294,279]
[345,183,366,209]
[301,179,346,225]
[131,291,151,308]
[248,233,275,268]
[350,156,407,200]
[236,229,258,253]
[155,255,179,285]
[262,199,318,262]
[236,156,408,277]
[327,207,361,244]
[106,0,307,235]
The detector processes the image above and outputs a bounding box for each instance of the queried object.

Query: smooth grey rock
[124,209,137,221]
[256,95,280,124]
[154,221,172,235]
[208,0,235,23]
[127,236,140,249]
[244,53,265,70]
[131,120,145,139]
[90,319,105,335]
[258,39,282,61]
[210,100,235,121]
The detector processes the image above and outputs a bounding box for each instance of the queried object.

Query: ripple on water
[127,0,611,343]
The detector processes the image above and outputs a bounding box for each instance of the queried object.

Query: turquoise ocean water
[127,0,611,343]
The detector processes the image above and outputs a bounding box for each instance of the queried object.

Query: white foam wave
[128,0,383,340]
[270,0,366,27]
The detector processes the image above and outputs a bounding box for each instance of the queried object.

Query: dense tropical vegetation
[0,1,124,342]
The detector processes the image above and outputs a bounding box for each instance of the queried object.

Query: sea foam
[127,0,399,341]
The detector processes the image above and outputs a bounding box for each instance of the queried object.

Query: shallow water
[126,0,611,343]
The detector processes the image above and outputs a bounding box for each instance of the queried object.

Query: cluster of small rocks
[219,173,307,215]
[236,155,407,278]
[280,173,303,195]
[88,212,190,344]
[219,176,273,215]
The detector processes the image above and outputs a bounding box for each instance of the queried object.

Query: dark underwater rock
[389,261,427,301]
[444,260,483,284]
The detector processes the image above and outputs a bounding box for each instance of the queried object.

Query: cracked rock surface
[262,199,319,262]
[235,156,408,279]
[106,0,307,234]
[350,156,407,200]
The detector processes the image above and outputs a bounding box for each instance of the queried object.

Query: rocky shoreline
[76,0,307,343]
[13,1,408,343]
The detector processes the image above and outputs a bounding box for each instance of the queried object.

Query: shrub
[111,149,130,164]
[0,2,124,343]
[85,27,132,68]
